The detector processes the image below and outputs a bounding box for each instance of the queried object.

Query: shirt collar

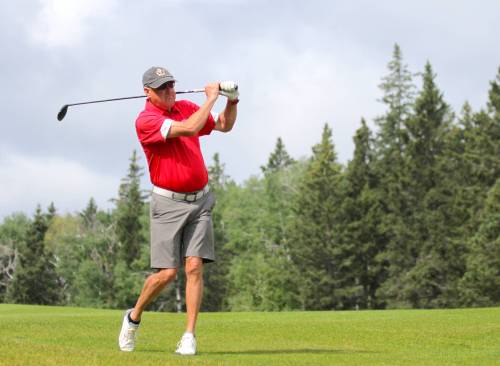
[145,99,179,115]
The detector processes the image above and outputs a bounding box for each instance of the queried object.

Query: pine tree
[224,177,269,310]
[374,45,416,307]
[400,62,456,308]
[261,138,301,310]
[80,198,98,230]
[261,137,295,175]
[457,68,500,306]
[375,44,414,157]
[7,205,60,304]
[464,68,500,221]
[202,153,233,311]
[460,179,500,306]
[115,150,146,268]
[339,119,385,309]
[261,138,296,249]
[288,124,343,309]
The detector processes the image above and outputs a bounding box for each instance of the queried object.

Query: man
[118,66,238,355]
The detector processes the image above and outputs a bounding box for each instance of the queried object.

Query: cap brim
[146,76,176,88]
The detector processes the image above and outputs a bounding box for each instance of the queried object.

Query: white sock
[183,332,194,338]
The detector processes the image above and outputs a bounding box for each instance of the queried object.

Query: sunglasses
[154,81,175,91]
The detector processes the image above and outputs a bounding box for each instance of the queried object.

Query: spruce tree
[339,119,385,309]
[261,137,296,249]
[7,205,60,304]
[261,138,300,310]
[261,137,295,175]
[465,68,500,219]
[457,68,500,306]
[460,179,500,306]
[288,124,343,309]
[115,150,146,268]
[202,153,233,311]
[375,43,414,157]
[80,197,98,230]
[374,45,416,307]
[401,62,455,307]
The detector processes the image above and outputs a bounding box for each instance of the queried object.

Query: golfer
[118,66,238,355]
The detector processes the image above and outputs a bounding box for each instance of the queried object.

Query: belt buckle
[185,193,196,202]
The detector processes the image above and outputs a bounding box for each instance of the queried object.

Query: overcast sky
[1,0,499,220]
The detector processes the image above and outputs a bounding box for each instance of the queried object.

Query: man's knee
[185,257,203,278]
[154,268,178,286]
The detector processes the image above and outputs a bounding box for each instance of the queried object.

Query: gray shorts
[150,191,216,269]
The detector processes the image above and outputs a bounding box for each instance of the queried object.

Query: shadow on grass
[137,348,376,355]
[203,348,376,356]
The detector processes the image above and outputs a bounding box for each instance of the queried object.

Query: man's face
[144,81,176,110]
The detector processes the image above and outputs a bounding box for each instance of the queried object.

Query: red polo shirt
[135,99,215,192]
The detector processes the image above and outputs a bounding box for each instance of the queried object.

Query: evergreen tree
[80,197,98,230]
[373,45,416,307]
[224,177,268,310]
[261,138,296,251]
[457,68,500,306]
[464,68,500,220]
[400,62,456,307]
[7,205,60,304]
[339,119,385,309]
[406,62,450,195]
[224,140,304,311]
[261,137,295,175]
[460,179,500,306]
[46,202,57,222]
[202,153,233,311]
[261,139,301,310]
[115,150,146,268]
[288,124,343,309]
[375,43,414,157]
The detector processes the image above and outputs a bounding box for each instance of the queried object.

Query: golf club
[57,88,204,121]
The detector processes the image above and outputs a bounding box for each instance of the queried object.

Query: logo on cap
[155,68,166,77]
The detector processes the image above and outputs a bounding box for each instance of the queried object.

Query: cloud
[30,0,117,48]
[2,0,498,218]
[0,151,119,219]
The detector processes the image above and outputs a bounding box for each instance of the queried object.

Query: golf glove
[220,89,239,101]
[220,81,238,92]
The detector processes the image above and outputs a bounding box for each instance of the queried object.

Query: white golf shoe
[175,333,197,355]
[118,309,139,352]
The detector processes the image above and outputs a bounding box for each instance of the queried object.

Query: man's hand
[220,81,239,101]
[205,82,220,101]
[220,81,238,92]
[220,89,239,101]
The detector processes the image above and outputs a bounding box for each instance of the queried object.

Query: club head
[57,105,69,121]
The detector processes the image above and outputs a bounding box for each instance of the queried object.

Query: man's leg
[131,268,178,322]
[184,256,204,333]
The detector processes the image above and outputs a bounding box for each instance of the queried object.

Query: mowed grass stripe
[0,304,499,366]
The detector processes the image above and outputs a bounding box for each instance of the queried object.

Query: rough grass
[0,304,499,366]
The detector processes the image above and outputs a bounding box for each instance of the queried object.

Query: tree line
[1,45,499,311]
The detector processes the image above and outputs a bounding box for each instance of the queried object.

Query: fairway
[0,305,499,366]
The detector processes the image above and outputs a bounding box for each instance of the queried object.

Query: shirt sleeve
[179,100,216,137]
[136,113,171,145]
[198,109,216,136]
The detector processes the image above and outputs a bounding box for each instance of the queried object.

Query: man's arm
[214,100,238,133]
[168,83,219,138]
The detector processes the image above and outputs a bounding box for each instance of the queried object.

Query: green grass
[0,305,499,366]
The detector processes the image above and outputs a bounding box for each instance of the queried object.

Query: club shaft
[66,89,205,107]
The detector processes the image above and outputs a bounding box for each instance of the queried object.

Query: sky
[1,0,499,220]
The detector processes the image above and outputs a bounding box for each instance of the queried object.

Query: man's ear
[144,87,150,97]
